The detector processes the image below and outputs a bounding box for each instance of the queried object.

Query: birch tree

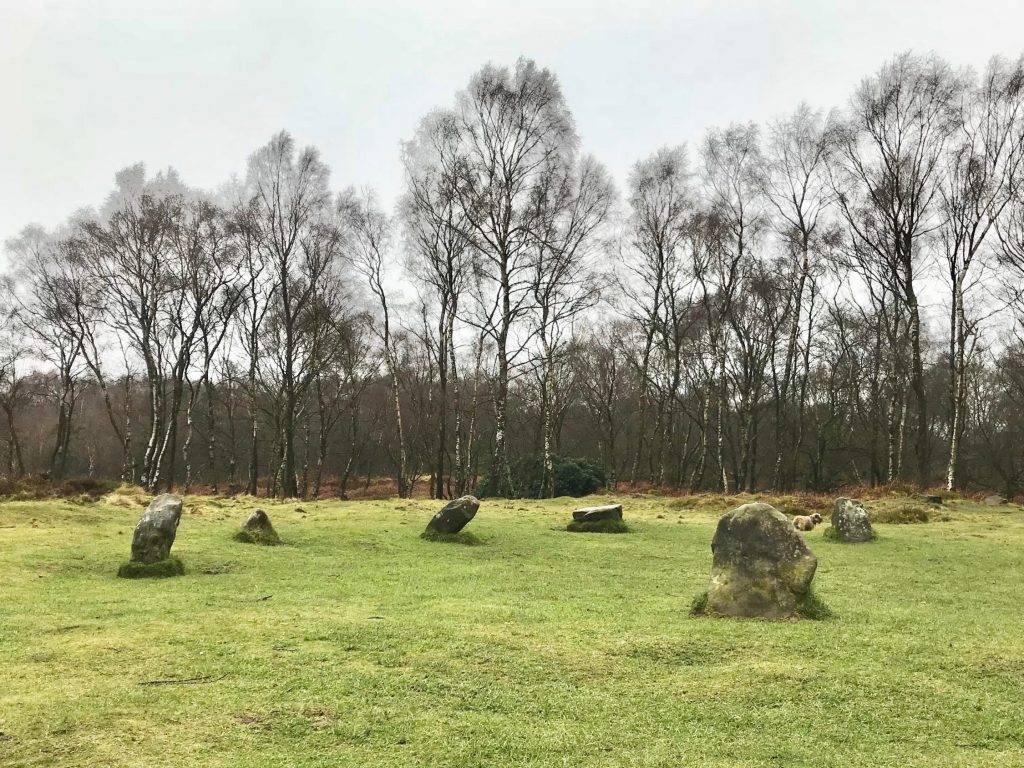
[442,58,578,496]
[833,52,967,486]
[941,56,1024,490]
[620,146,693,485]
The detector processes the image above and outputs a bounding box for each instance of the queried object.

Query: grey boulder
[236,508,282,545]
[830,498,875,543]
[425,495,479,534]
[706,502,818,619]
[130,494,183,564]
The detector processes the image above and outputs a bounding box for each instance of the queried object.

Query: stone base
[572,504,623,523]
[692,587,831,620]
[233,528,282,546]
[117,556,185,579]
[566,518,629,534]
[823,526,877,543]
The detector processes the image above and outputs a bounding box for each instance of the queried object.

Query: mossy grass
[566,518,630,534]
[419,529,483,545]
[690,587,832,620]
[689,590,709,616]
[233,528,282,546]
[116,556,184,579]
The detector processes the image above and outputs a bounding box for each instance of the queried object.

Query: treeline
[6,52,1024,498]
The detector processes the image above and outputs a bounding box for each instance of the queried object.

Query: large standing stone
[130,494,183,564]
[425,495,479,535]
[706,502,818,619]
[572,504,623,523]
[235,509,282,545]
[830,498,875,543]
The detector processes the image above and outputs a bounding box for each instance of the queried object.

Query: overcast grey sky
[3,0,1024,246]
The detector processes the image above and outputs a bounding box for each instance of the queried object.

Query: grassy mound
[870,502,933,524]
[102,484,151,509]
[566,518,630,534]
[116,557,185,579]
[233,528,282,546]
[420,529,483,545]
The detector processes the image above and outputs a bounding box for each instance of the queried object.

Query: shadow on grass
[420,530,484,546]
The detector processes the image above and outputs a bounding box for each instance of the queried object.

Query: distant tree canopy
[5,52,1024,498]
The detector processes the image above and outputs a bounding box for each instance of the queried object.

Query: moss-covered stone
[425,496,479,535]
[117,556,185,579]
[705,502,819,620]
[830,498,875,543]
[235,509,282,546]
[571,504,623,523]
[129,494,182,563]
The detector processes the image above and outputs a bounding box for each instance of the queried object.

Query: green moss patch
[116,557,185,579]
[689,590,709,616]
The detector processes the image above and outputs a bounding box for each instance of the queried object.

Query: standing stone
[706,502,818,619]
[830,498,875,543]
[130,494,183,564]
[425,495,479,535]
[236,509,282,545]
[983,494,1008,506]
[572,504,623,523]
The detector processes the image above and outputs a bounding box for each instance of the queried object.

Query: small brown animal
[792,512,822,531]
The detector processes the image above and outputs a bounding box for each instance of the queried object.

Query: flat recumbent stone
[572,504,623,523]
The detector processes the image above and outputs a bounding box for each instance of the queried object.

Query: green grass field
[2,493,1023,767]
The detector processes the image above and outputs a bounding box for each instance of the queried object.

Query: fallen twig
[139,674,226,686]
